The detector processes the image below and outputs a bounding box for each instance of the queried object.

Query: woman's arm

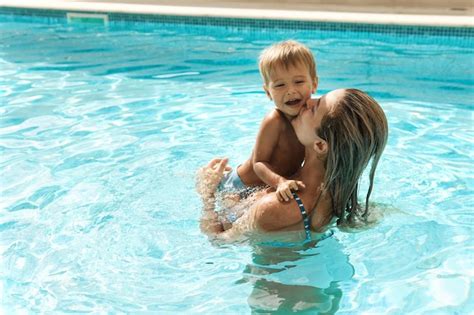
[196,158,315,242]
[206,192,306,244]
[252,193,306,231]
[196,158,259,243]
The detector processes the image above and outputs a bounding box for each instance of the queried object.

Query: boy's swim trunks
[218,167,245,191]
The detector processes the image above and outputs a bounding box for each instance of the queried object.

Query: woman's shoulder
[304,189,334,231]
[252,189,311,232]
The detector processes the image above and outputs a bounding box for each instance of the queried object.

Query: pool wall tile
[1,6,473,39]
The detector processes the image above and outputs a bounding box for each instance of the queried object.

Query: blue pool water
[1,14,473,313]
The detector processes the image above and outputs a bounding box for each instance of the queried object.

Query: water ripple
[0,16,473,313]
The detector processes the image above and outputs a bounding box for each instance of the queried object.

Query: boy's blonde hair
[259,40,317,86]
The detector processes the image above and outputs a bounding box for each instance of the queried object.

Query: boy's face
[264,62,317,118]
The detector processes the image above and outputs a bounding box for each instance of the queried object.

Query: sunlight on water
[0,14,473,313]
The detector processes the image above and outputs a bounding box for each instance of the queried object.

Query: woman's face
[291,89,345,146]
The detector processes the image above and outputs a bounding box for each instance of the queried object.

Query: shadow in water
[239,235,354,314]
[248,278,342,314]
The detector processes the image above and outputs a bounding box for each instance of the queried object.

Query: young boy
[220,40,318,202]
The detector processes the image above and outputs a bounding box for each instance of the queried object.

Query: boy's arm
[252,113,284,189]
[253,113,305,202]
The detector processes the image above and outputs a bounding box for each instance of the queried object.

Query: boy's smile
[264,62,317,119]
[285,98,302,106]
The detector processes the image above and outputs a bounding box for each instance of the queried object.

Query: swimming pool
[1,12,473,313]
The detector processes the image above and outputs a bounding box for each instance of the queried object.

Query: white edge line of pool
[0,0,473,27]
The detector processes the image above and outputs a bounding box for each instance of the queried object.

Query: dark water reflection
[248,279,342,314]
[240,236,354,314]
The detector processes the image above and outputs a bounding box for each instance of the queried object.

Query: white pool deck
[0,0,473,27]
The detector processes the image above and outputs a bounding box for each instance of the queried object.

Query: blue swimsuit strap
[291,191,312,241]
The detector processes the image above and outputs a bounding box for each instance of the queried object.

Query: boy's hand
[276,179,306,202]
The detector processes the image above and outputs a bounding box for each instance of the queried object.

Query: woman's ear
[313,138,328,156]
[263,85,272,100]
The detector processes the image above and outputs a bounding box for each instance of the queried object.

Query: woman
[196,88,388,242]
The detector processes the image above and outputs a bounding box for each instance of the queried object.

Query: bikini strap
[291,191,312,241]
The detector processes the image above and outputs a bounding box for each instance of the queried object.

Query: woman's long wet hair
[316,89,388,226]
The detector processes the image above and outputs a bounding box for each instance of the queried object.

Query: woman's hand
[196,158,231,199]
[196,158,231,235]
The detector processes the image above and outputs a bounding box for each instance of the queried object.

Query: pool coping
[1,0,473,28]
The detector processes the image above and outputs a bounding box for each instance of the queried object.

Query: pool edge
[0,0,473,27]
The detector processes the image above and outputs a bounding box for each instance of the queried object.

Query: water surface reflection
[241,235,354,314]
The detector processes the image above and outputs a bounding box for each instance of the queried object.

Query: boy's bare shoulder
[260,109,287,129]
